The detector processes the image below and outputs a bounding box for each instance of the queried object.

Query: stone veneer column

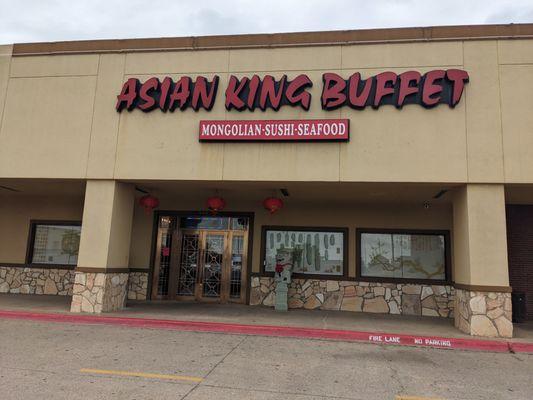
[454,287,512,338]
[452,184,513,338]
[71,271,129,313]
[70,180,135,313]
[127,271,149,300]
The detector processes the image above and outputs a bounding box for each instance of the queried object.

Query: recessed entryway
[151,213,251,304]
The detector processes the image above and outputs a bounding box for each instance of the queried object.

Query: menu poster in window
[265,230,344,276]
[32,224,81,265]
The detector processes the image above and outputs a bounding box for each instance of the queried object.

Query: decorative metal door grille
[154,215,249,303]
[157,231,172,296]
[177,234,200,295]
[202,235,224,297]
[230,236,244,298]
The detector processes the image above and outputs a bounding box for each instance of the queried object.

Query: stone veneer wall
[70,272,129,313]
[0,266,75,295]
[454,288,513,338]
[127,271,149,300]
[250,277,454,317]
[0,266,149,303]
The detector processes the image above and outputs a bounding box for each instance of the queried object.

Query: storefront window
[30,223,81,265]
[264,228,345,276]
[359,231,447,281]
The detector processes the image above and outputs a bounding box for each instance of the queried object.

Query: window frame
[260,225,349,280]
[26,220,82,267]
[356,228,452,285]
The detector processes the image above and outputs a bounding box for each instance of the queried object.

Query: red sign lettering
[397,71,421,108]
[320,69,469,110]
[116,69,468,113]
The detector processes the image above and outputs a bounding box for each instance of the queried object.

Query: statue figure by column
[274,249,293,312]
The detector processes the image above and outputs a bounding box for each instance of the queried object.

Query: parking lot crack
[380,347,406,395]
[181,335,248,399]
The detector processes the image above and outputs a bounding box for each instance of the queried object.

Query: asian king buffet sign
[116,70,468,142]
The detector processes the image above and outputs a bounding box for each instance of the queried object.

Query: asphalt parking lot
[0,319,532,400]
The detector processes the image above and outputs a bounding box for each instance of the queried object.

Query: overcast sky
[1,0,532,44]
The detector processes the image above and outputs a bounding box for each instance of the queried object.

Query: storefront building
[1,24,533,338]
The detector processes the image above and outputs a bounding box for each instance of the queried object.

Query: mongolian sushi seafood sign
[198,119,349,142]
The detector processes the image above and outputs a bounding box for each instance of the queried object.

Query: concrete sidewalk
[1,293,532,343]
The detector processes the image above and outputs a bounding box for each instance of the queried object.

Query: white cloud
[0,0,532,44]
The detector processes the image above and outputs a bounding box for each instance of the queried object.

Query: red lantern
[206,196,226,214]
[139,195,159,214]
[263,197,283,214]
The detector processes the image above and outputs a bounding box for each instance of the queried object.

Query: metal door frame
[150,216,176,301]
[174,229,228,302]
[149,211,253,304]
[226,230,248,304]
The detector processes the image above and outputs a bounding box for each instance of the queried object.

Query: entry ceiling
[129,180,459,206]
[0,179,85,197]
[3,178,532,206]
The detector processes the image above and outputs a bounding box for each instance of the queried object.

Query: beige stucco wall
[0,52,98,178]
[0,45,11,137]
[128,194,453,279]
[452,184,509,286]
[0,194,84,263]
[0,39,532,184]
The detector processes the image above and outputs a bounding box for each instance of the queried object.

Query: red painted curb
[0,309,530,353]
[508,341,533,354]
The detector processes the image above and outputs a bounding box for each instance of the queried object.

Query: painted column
[452,184,513,337]
[70,180,135,313]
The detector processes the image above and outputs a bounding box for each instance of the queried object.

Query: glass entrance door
[192,231,227,301]
[152,215,249,304]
